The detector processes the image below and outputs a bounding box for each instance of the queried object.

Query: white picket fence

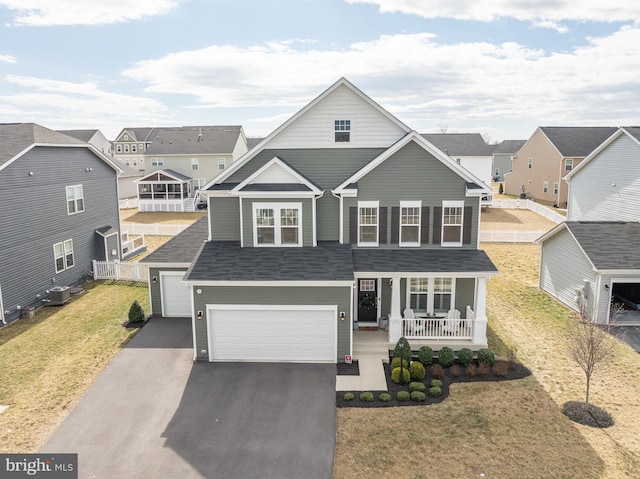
[490,198,565,224]
[120,223,191,236]
[92,260,149,282]
[479,230,547,243]
[119,198,138,209]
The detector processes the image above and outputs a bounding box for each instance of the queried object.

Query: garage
[207,305,337,363]
[160,272,192,317]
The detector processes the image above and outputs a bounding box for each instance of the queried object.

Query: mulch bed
[562,401,615,428]
[336,359,531,408]
[336,360,360,376]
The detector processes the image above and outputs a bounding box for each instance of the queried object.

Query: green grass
[0,281,149,452]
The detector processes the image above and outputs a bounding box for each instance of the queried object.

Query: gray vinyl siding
[241,198,314,247]
[210,196,240,241]
[192,285,352,362]
[0,146,120,324]
[316,194,339,241]
[568,134,640,221]
[455,278,476,318]
[540,229,597,314]
[148,267,188,316]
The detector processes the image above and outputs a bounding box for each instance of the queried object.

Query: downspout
[331,189,343,244]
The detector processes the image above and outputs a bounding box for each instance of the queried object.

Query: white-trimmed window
[553,182,559,195]
[116,144,122,153]
[131,144,137,153]
[193,178,205,190]
[408,277,456,315]
[335,119,351,142]
[54,239,74,273]
[528,158,532,169]
[433,278,453,312]
[66,185,84,214]
[543,181,548,193]
[442,201,464,247]
[132,158,137,166]
[218,158,226,170]
[124,144,129,153]
[565,158,573,171]
[151,157,164,166]
[124,159,130,166]
[124,134,129,140]
[253,203,302,247]
[400,201,421,247]
[191,158,199,170]
[409,278,429,313]
[358,201,379,246]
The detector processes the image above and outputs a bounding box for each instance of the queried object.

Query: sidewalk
[336,330,389,391]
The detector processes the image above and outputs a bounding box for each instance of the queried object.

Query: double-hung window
[553,182,559,195]
[151,157,164,166]
[54,239,74,273]
[441,201,464,246]
[218,158,226,170]
[565,158,573,171]
[528,158,532,169]
[358,201,379,246]
[193,178,205,191]
[116,144,122,153]
[66,185,84,214]
[433,278,453,311]
[253,203,302,247]
[408,277,455,315]
[400,201,421,246]
[409,279,429,314]
[334,120,351,142]
[543,181,548,193]
[191,158,199,170]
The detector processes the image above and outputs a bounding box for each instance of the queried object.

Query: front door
[358,279,378,323]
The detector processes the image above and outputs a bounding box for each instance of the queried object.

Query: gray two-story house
[144,79,498,363]
[0,123,122,325]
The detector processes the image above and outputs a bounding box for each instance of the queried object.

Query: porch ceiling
[352,248,497,274]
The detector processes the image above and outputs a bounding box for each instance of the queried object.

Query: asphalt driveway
[40,317,336,479]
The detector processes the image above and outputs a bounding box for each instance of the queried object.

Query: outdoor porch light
[152,276,158,284]
[340,311,346,321]
[197,310,203,321]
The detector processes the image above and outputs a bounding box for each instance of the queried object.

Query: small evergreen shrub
[430,363,445,379]
[409,382,426,392]
[477,348,496,366]
[390,357,409,370]
[411,391,426,402]
[438,347,455,367]
[477,362,491,376]
[417,345,433,366]
[465,364,477,377]
[397,390,411,402]
[379,393,392,402]
[493,361,509,377]
[128,300,145,323]
[429,386,442,397]
[409,361,426,381]
[431,379,442,388]
[391,367,411,384]
[344,392,355,401]
[499,182,504,194]
[359,391,374,402]
[449,364,461,378]
[393,337,412,359]
[457,348,474,367]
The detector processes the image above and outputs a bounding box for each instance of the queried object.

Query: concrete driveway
[41,318,336,479]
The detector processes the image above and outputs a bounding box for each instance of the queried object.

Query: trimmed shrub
[409,381,426,392]
[499,182,504,194]
[457,348,474,367]
[465,364,477,377]
[397,390,411,402]
[344,392,355,401]
[393,337,412,359]
[128,300,145,323]
[429,386,442,397]
[411,391,426,402]
[359,392,374,402]
[379,393,392,402]
[391,367,411,384]
[477,362,491,376]
[478,348,496,366]
[438,347,455,367]
[390,357,409,370]
[409,361,426,381]
[417,345,433,366]
[493,361,509,377]
[431,379,442,388]
[430,363,445,379]
[449,364,461,378]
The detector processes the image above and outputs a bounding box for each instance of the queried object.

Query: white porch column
[389,276,403,343]
[473,276,488,346]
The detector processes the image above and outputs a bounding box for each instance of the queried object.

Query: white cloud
[0,54,16,63]
[345,0,640,24]
[0,0,179,26]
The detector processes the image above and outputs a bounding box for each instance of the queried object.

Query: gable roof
[116,128,154,143]
[144,125,243,156]
[57,129,99,143]
[421,133,495,157]
[136,169,192,182]
[230,156,322,195]
[539,127,617,158]
[536,221,640,271]
[493,139,526,155]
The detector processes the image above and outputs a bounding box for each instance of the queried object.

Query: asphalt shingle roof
[540,127,617,157]
[141,217,209,264]
[57,129,98,142]
[421,133,496,156]
[622,126,640,143]
[144,126,242,155]
[0,123,85,167]
[493,139,526,155]
[565,221,640,270]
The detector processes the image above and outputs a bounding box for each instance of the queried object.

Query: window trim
[191,157,199,170]
[527,158,532,169]
[66,185,84,215]
[53,239,74,273]
[357,201,379,247]
[441,200,464,247]
[252,202,303,247]
[407,277,456,316]
[193,178,205,191]
[553,182,559,195]
[218,158,226,170]
[565,158,573,171]
[334,119,351,143]
[151,157,164,166]
[543,181,548,193]
[399,201,421,247]
[116,144,122,153]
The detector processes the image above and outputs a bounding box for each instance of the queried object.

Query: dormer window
[335,120,351,142]
[253,203,302,247]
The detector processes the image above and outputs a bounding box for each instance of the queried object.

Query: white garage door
[160,272,191,317]
[207,305,337,363]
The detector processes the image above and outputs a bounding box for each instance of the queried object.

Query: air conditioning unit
[49,286,71,306]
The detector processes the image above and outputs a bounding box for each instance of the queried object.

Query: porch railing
[401,305,476,340]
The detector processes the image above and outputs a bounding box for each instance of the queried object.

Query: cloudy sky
[0,0,638,142]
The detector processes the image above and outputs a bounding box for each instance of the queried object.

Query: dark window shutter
[421,207,430,244]
[379,207,387,244]
[463,206,473,244]
[390,207,399,244]
[349,207,357,244]
[432,206,442,244]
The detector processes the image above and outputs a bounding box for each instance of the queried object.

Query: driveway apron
[41,317,336,479]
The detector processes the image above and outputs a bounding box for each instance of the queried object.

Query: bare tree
[567,304,622,404]
[438,124,449,133]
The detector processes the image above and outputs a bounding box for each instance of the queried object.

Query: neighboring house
[135,126,248,212]
[58,129,113,158]
[117,163,144,199]
[0,123,122,326]
[113,127,154,171]
[143,78,497,364]
[491,139,526,182]
[537,127,640,323]
[505,126,616,207]
[422,133,496,205]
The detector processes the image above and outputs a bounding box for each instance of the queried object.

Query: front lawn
[0,281,149,453]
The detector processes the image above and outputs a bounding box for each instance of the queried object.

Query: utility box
[49,286,71,306]
[21,306,35,319]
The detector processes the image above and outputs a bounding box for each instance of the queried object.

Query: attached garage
[207,304,337,363]
[160,272,192,317]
